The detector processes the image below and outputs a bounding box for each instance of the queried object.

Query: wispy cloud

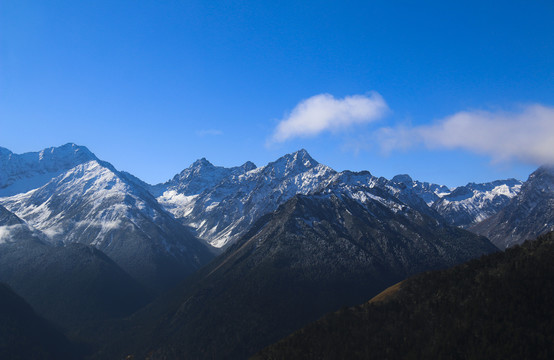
[378,104,554,164]
[269,92,388,144]
[196,129,223,137]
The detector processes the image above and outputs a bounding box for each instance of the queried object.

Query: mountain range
[116,189,495,359]
[0,146,214,293]
[1,143,553,359]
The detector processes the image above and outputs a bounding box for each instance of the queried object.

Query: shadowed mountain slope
[254,232,554,360]
[107,188,496,360]
[0,204,151,331]
[0,283,81,360]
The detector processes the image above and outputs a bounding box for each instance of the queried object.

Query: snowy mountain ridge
[155,148,521,248]
[0,143,97,197]
[0,156,214,291]
[1,144,524,251]
[432,179,522,227]
[155,149,337,247]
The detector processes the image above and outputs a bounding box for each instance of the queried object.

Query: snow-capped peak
[240,161,257,172]
[190,157,214,170]
[0,143,98,197]
[257,149,319,179]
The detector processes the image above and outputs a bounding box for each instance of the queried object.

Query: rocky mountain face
[0,148,214,293]
[471,166,554,248]
[114,188,496,360]
[254,231,554,360]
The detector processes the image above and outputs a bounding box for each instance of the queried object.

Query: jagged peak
[335,170,374,186]
[391,174,413,184]
[460,178,523,192]
[267,149,320,174]
[531,165,554,178]
[40,143,96,158]
[291,148,317,165]
[240,161,257,172]
[190,157,214,169]
[0,143,96,161]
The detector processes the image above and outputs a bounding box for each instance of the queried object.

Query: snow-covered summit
[432,179,522,227]
[0,158,213,290]
[0,143,97,197]
[155,157,257,198]
[157,149,336,247]
[261,148,318,178]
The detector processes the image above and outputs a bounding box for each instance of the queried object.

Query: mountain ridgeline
[1,143,552,359]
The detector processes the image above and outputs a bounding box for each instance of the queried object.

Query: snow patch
[0,225,21,244]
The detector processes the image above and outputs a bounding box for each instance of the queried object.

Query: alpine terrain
[107,176,497,359]
[471,166,554,248]
[0,144,214,292]
[1,143,548,360]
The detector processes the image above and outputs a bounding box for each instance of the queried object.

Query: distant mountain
[433,179,522,228]
[254,231,554,360]
[113,188,496,360]
[381,174,522,228]
[0,283,80,360]
[0,143,97,197]
[156,149,336,247]
[156,150,522,248]
[374,173,448,220]
[0,146,214,292]
[385,174,451,206]
[154,157,257,197]
[0,205,151,330]
[471,166,554,248]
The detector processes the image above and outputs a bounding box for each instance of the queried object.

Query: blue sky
[1,1,553,187]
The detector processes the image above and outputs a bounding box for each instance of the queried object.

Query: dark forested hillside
[0,283,81,360]
[254,232,554,360]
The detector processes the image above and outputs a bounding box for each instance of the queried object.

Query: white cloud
[270,92,389,143]
[379,104,554,164]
